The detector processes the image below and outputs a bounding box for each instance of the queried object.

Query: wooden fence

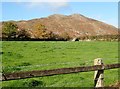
[1,58,120,88]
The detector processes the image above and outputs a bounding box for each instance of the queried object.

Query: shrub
[17,29,31,40]
[2,22,18,39]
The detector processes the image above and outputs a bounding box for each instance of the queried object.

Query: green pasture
[1,41,119,87]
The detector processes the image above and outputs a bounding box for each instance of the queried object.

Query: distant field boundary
[1,34,119,41]
[2,58,120,87]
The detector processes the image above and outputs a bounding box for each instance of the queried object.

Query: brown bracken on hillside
[0,14,118,40]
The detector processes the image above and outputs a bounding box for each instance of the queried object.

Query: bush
[16,29,31,40]
[2,22,18,39]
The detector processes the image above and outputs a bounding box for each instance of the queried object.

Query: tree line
[77,34,119,41]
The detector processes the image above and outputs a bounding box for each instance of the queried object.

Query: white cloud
[2,0,69,2]
[48,2,68,8]
[7,0,69,12]
[2,0,70,13]
[28,2,68,8]
[1,0,119,2]
[23,1,69,12]
[47,2,69,11]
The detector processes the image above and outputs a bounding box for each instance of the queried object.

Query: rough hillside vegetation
[0,14,119,41]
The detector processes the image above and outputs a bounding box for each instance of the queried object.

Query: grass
[1,41,119,87]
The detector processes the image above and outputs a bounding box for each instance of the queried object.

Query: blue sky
[1,2,118,27]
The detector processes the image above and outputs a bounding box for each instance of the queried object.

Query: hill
[0,14,118,40]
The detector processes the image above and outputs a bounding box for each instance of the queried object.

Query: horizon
[1,2,118,27]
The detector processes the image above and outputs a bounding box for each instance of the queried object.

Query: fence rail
[2,63,120,81]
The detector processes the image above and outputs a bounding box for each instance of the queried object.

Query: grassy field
[1,41,119,87]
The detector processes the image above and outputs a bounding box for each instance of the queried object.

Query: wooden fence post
[94,58,104,88]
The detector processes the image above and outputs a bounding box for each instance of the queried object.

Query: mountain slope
[1,14,118,39]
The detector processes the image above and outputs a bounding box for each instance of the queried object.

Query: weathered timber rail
[2,63,120,81]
